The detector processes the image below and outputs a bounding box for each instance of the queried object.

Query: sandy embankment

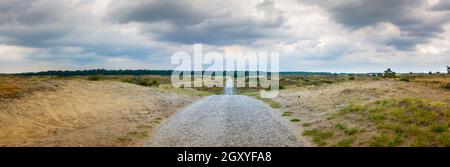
[0,80,198,146]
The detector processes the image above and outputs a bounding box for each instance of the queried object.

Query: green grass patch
[339,103,365,114]
[303,129,334,146]
[369,133,403,147]
[161,85,214,97]
[239,90,282,109]
[260,98,282,108]
[429,123,447,133]
[240,91,260,97]
[335,123,360,136]
[333,138,355,147]
[282,112,293,116]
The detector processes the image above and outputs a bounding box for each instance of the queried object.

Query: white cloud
[0,44,36,61]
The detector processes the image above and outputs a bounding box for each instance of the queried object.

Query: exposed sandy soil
[0,79,198,146]
[273,78,450,146]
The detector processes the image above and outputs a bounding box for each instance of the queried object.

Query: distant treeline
[15,69,334,76]
[17,69,173,76]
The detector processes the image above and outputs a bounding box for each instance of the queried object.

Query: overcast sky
[1,0,450,73]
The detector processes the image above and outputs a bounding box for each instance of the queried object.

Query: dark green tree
[383,68,396,78]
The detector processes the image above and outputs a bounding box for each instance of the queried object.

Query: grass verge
[240,90,282,109]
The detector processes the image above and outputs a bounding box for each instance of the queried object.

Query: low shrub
[87,75,102,81]
[121,77,160,87]
[399,77,410,82]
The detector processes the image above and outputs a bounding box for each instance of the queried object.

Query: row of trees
[16,69,332,77]
[18,69,174,76]
[14,68,446,77]
[382,67,449,78]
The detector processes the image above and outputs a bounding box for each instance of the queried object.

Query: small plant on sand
[282,112,293,116]
[290,118,301,122]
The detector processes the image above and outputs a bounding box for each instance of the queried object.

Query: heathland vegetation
[1,68,449,146]
[269,72,449,147]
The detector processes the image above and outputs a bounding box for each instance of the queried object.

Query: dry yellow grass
[0,76,45,98]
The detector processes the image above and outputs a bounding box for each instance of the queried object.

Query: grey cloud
[107,0,227,25]
[107,0,286,45]
[0,0,158,66]
[0,25,68,47]
[148,19,278,45]
[0,0,72,47]
[307,0,423,29]
[300,0,450,50]
[431,0,450,11]
[0,0,67,26]
[256,0,285,27]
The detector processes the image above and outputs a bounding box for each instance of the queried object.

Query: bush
[290,118,301,122]
[121,77,160,87]
[430,123,447,133]
[399,77,410,82]
[383,68,397,78]
[348,76,356,80]
[87,75,102,81]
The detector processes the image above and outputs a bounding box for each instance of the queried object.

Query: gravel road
[146,80,301,147]
[224,79,234,95]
